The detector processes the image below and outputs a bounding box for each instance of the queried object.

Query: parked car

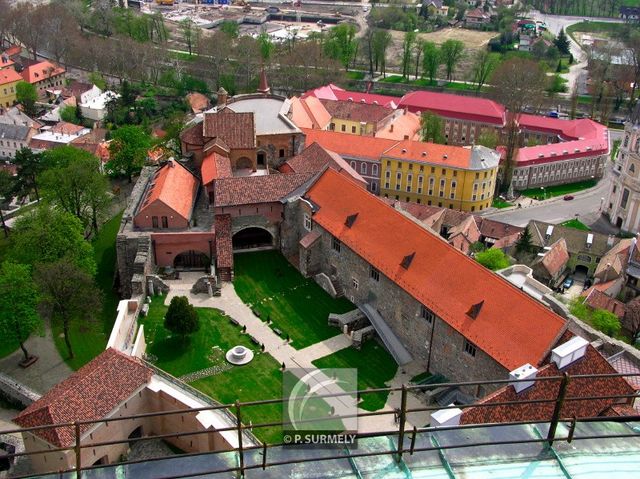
[266,6,280,13]
[563,195,574,201]
[547,111,560,118]
[563,277,574,289]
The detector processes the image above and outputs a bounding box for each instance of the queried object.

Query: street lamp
[541,186,545,200]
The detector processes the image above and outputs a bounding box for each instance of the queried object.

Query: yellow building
[0,68,21,108]
[380,140,500,212]
[322,99,395,136]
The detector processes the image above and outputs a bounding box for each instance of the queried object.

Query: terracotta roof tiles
[201,152,232,185]
[20,61,65,84]
[0,68,22,85]
[202,109,255,149]
[215,214,233,269]
[399,90,506,125]
[283,142,367,186]
[302,128,398,161]
[213,172,314,207]
[138,160,199,221]
[320,99,394,124]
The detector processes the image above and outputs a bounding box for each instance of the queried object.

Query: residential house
[620,6,640,21]
[421,0,449,17]
[29,122,91,151]
[78,86,120,121]
[0,106,39,128]
[530,238,570,287]
[583,287,626,319]
[0,68,21,108]
[321,98,396,136]
[288,95,332,130]
[528,220,619,277]
[465,8,491,29]
[0,123,35,159]
[20,60,66,97]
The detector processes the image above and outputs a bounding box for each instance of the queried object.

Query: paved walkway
[0,326,73,395]
[161,276,432,433]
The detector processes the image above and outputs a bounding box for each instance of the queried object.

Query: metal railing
[2,371,639,479]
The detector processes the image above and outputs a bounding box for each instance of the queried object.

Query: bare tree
[10,3,48,60]
[624,298,640,342]
[489,58,548,192]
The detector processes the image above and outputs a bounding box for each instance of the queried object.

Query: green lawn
[233,251,354,349]
[379,75,482,92]
[142,296,340,444]
[53,211,124,370]
[492,198,513,209]
[346,71,365,80]
[566,21,629,41]
[561,219,591,231]
[312,340,397,412]
[519,179,597,199]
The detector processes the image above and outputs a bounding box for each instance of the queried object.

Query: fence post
[547,373,570,447]
[261,441,268,470]
[396,385,408,462]
[74,422,82,479]
[235,401,245,478]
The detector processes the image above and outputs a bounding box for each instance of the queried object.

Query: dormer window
[630,163,635,174]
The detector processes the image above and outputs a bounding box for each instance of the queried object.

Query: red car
[563,195,574,201]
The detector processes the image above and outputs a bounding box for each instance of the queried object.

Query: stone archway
[237,157,253,169]
[174,250,210,269]
[257,152,266,167]
[232,227,273,250]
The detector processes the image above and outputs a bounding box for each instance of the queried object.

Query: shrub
[475,248,510,271]
[164,296,200,337]
[591,309,621,337]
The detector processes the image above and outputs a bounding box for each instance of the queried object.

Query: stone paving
[160,276,432,433]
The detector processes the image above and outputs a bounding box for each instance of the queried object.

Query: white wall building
[79,87,119,122]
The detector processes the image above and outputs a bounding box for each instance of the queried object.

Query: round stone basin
[226,345,254,365]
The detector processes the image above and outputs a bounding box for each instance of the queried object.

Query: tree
[12,147,44,201]
[591,309,621,337]
[515,225,534,254]
[475,248,510,271]
[0,170,13,237]
[10,205,96,275]
[179,18,199,56]
[164,296,200,338]
[440,39,464,81]
[16,81,38,116]
[554,28,570,55]
[257,31,275,62]
[471,50,500,91]
[419,111,445,144]
[489,59,548,191]
[624,298,640,343]
[325,24,358,71]
[60,105,79,124]
[476,129,499,149]
[0,262,41,362]
[401,30,416,79]
[40,146,111,235]
[220,20,239,39]
[107,125,152,182]
[422,41,440,83]
[35,259,102,360]
[372,29,392,77]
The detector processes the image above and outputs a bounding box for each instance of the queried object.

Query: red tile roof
[283,142,367,186]
[213,172,314,207]
[289,96,332,130]
[14,348,152,447]
[461,344,635,424]
[215,214,233,269]
[398,90,506,125]
[320,99,394,124]
[302,128,398,161]
[50,122,85,135]
[138,160,199,221]
[384,139,473,168]
[20,61,65,84]
[583,288,626,319]
[541,238,570,277]
[306,169,567,370]
[202,108,255,149]
[180,122,205,147]
[201,152,232,185]
[302,84,398,108]
[0,68,22,86]
[186,92,210,114]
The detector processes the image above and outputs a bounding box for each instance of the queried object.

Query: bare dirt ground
[387,28,498,80]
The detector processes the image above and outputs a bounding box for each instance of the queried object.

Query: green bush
[475,248,510,271]
[591,309,621,337]
[164,296,200,338]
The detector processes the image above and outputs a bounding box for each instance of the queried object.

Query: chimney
[551,336,589,369]
[217,87,228,106]
[509,363,538,393]
[257,68,270,95]
[430,405,462,428]
[389,124,394,133]
[607,235,614,247]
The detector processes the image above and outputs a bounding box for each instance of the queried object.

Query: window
[360,163,367,174]
[385,170,391,178]
[622,188,630,209]
[372,164,378,176]
[441,169,446,175]
[370,266,380,282]
[330,123,335,131]
[351,161,357,170]
[352,278,359,290]
[152,216,159,228]
[351,126,356,133]
[341,125,346,132]
[420,305,434,323]
[332,237,341,252]
[279,149,285,158]
[161,216,168,228]
[464,340,477,357]
[303,214,312,232]
[407,174,413,184]
[396,172,402,181]
[431,167,435,173]
[453,170,457,177]
[630,164,635,174]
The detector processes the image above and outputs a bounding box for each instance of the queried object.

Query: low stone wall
[0,372,40,408]
[315,273,337,298]
[191,275,219,295]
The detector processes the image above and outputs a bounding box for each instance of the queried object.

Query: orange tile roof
[305,169,567,370]
[289,96,331,130]
[201,152,233,185]
[302,128,398,161]
[20,61,65,84]
[320,99,394,124]
[14,348,152,447]
[0,68,22,86]
[138,160,199,221]
[384,139,472,168]
[375,111,421,141]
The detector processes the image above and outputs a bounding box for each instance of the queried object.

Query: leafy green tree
[89,71,108,90]
[591,309,621,337]
[60,105,79,124]
[419,111,445,144]
[0,262,42,362]
[401,30,416,78]
[220,20,239,39]
[179,18,200,56]
[515,225,534,255]
[10,205,96,276]
[422,41,440,83]
[475,248,510,271]
[440,39,464,81]
[325,24,358,71]
[372,29,392,76]
[554,28,570,55]
[0,170,13,237]
[40,146,111,235]
[35,259,102,360]
[257,31,274,61]
[12,147,44,201]
[476,129,499,149]
[107,125,152,182]
[164,296,200,338]
[16,81,38,116]
[471,50,500,91]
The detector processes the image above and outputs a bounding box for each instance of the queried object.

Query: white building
[79,86,119,121]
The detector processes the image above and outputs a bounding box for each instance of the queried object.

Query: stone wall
[0,372,40,408]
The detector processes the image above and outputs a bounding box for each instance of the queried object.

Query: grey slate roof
[528,220,617,257]
[0,123,31,141]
